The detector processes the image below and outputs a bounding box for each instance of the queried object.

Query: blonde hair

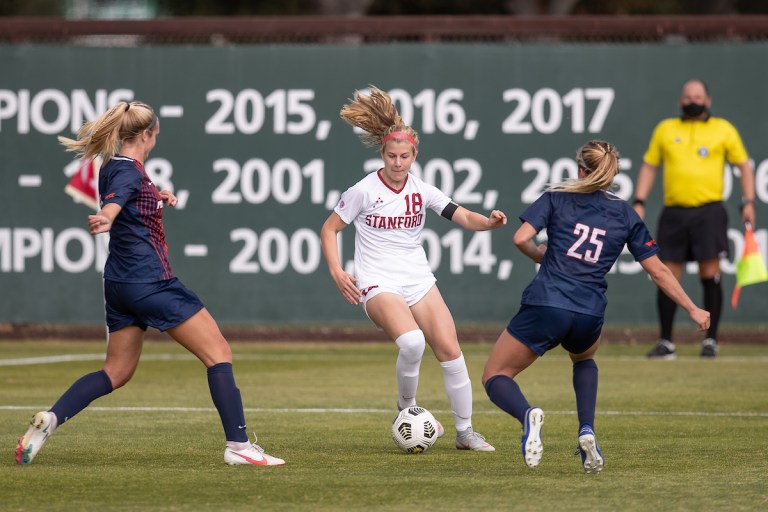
[339,86,419,151]
[549,140,620,194]
[58,101,157,162]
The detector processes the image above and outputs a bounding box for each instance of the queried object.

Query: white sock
[440,353,472,432]
[395,330,426,409]
[227,440,251,451]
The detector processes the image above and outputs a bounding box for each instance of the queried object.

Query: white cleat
[16,411,54,465]
[224,437,285,466]
[577,426,604,474]
[522,407,544,468]
[456,426,495,452]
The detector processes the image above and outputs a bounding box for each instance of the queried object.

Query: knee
[430,339,462,362]
[103,366,132,390]
[482,367,513,386]
[439,347,462,361]
[481,368,498,386]
[395,330,426,362]
[482,353,521,384]
[214,340,233,364]
[571,358,597,368]
[482,373,501,393]
[201,337,233,367]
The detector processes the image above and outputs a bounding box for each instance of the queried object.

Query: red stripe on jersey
[133,161,173,280]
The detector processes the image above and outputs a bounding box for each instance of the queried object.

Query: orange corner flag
[731,226,768,308]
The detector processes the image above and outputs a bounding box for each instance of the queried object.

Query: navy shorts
[104,277,205,333]
[657,202,729,262]
[506,305,603,356]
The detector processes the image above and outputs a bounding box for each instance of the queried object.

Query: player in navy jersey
[16,101,283,467]
[482,140,710,473]
[321,86,507,451]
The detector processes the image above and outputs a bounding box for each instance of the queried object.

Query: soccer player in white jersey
[321,86,507,451]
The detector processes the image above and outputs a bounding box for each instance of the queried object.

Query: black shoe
[647,339,676,359]
[700,338,718,358]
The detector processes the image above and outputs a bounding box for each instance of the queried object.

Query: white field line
[2,354,767,417]
[0,405,766,417]
[0,353,389,366]
[0,354,107,366]
[0,353,205,366]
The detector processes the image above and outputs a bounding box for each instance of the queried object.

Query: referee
[633,79,756,359]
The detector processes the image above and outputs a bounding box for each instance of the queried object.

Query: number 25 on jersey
[567,223,605,263]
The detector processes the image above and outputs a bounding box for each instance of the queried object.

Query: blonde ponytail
[58,101,156,162]
[549,140,620,194]
[340,86,419,151]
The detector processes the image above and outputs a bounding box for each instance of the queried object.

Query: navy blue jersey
[519,190,659,317]
[98,156,173,283]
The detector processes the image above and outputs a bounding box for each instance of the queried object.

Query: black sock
[657,288,677,341]
[701,276,722,340]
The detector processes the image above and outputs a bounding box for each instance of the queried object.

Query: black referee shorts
[657,202,729,263]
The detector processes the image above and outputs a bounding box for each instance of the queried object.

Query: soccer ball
[391,406,439,453]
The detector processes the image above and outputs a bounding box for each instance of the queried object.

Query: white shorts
[359,277,436,307]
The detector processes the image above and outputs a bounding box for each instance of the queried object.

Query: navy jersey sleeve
[625,205,660,262]
[100,162,141,208]
[519,192,552,231]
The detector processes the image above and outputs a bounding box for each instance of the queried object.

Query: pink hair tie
[381,131,417,147]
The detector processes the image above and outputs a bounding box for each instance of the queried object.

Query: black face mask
[682,102,708,118]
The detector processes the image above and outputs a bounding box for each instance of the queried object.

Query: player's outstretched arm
[88,203,122,235]
[320,212,362,305]
[451,206,507,231]
[640,255,710,331]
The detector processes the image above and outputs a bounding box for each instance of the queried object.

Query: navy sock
[207,362,248,442]
[657,288,677,341]
[573,359,598,429]
[484,374,530,424]
[701,277,722,340]
[50,370,113,425]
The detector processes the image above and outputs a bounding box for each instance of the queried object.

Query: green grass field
[1,340,767,511]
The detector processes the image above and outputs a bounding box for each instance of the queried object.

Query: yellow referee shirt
[642,116,749,207]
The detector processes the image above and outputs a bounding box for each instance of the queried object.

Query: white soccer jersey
[335,170,454,289]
